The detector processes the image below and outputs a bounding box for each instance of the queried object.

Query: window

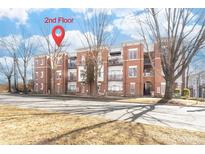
[80,70,85,79]
[69,59,76,67]
[56,71,62,79]
[78,66,85,82]
[128,66,137,77]
[40,71,44,78]
[98,70,102,78]
[40,83,43,90]
[109,70,122,80]
[108,82,123,92]
[57,57,62,65]
[40,59,44,65]
[35,59,38,65]
[128,49,137,59]
[35,83,38,91]
[81,56,85,64]
[35,72,38,79]
[68,84,76,92]
[130,83,135,95]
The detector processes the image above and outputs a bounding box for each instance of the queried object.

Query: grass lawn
[0,105,205,145]
[118,97,205,106]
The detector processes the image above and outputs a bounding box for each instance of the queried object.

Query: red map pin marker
[52,25,65,47]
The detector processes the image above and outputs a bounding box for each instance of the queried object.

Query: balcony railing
[68,76,77,81]
[67,89,76,93]
[108,75,123,81]
[144,72,154,77]
[108,58,123,66]
[68,63,77,69]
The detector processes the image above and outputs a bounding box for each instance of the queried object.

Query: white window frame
[56,70,62,79]
[128,48,138,60]
[40,59,44,65]
[130,82,136,95]
[35,59,38,65]
[40,71,44,78]
[35,83,38,91]
[40,83,43,90]
[128,66,137,78]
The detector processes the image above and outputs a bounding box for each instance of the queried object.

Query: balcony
[108,75,123,81]
[68,63,77,69]
[68,75,77,81]
[108,58,123,66]
[144,71,154,77]
[144,59,151,66]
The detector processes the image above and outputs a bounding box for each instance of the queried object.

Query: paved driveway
[0,94,205,132]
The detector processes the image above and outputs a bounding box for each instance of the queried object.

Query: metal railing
[108,75,123,81]
[108,58,123,66]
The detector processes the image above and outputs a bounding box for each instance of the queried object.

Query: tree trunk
[13,55,18,92]
[163,78,174,100]
[186,66,189,88]
[181,69,185,94]
[23,78,27,93]
[94,66,98,97]
[7,77,11,92]
[23,65,27,93]
[51,69,55,95]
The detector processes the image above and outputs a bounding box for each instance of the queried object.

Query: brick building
[34,55,51,94]
[34,53,68,94]
[34,41,167,97]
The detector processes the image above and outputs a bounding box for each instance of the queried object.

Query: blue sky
[0,9,133,51]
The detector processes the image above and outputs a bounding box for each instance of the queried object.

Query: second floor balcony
[108,58,123,66]
[144,58,151,66]
[68,63,77,69]
[108,74,123,81]
[68,75,77,81]
[144,71,154,77]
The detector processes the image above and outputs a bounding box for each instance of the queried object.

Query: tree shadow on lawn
[35,102,168,144]
[186,108,205,112]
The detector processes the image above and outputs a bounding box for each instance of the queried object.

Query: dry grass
[0,84,8,93]
[0,105,205,145]
[118,97,205,106]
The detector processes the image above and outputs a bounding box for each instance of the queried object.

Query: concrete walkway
[0,94,205,132]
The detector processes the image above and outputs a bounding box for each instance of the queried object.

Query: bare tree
[136,8,205,100]
[15,34,35,93]
[79,9,116,96]
[0,35,19,92]
[84,54,95,95]
[38,25,70,94]
[0,57,13,92]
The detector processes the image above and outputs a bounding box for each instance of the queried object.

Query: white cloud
[70,8,87,14]
[112,8,143,18]
[112,8,203,42]
[0,8,46,25]
[28,30,89,54]
[113,13,140,40]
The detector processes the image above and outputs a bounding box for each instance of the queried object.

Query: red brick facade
[34,42,166,97]
[34,55,51,94]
